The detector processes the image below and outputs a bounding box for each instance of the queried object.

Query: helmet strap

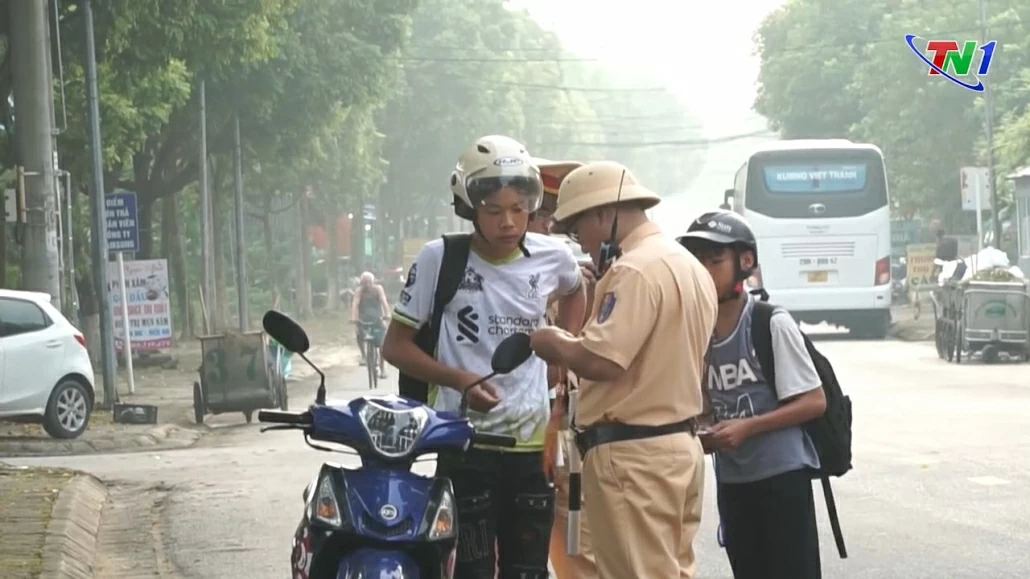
[718,249,753,304]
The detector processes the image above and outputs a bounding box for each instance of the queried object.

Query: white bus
[722,139,892,338]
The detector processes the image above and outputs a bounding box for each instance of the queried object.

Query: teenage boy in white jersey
[382,135,586,579]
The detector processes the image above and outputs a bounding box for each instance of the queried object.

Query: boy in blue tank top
[678,211,828,579]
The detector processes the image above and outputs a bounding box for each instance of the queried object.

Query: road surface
[9,337,1030,578]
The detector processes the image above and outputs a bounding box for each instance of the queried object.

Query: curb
[39,474,109,579]
[0,423,204,458]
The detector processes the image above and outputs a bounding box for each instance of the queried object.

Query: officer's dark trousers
[437,448,554,579]
[718,468,822,579]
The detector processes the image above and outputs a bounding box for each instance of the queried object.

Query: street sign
[362,203,376,221]
[4,189,15,223]
[105,191,140,253]
[961,167,992,211]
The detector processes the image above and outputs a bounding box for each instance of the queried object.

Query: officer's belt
[574,417,698,457]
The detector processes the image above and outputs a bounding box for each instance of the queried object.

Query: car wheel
[42,379,92,439]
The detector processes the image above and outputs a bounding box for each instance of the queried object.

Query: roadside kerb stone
[0,424,203,458]
[40,474,109,579]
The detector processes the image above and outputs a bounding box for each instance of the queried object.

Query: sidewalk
[0,312,359,458]
[0,465,107,579]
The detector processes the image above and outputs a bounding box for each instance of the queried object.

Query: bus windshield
[744,148,888,219]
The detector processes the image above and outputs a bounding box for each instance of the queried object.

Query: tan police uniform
[553,162,719,579]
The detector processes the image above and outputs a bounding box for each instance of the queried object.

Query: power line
[538,130,777,149]
[402,69,670,92]
[391,55,598,63]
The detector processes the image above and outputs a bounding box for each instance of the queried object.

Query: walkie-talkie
[595,169,626,277]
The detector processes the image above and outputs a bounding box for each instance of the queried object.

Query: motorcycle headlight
[357,402,429,458]
[427,484,456,541]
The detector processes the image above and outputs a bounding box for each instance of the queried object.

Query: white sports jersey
[393,233,582,450]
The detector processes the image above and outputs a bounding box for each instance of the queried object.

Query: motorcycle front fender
[335,547,420,579]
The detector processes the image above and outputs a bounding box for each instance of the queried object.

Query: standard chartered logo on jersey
[487,314,540,336]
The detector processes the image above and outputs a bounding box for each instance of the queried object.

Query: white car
[0,289,96,438]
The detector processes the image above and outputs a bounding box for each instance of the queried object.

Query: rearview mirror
[491,333,533,375]
[721,189,734,210]
[262,310,310,354]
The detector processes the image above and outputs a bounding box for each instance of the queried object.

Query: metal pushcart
[932,279,1030,363]
[192,330,288,424]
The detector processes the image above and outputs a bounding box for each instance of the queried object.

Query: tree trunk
[212,163,229,331]
[326,211,339,311]
[138,196,156,259]
[262,191,280,308]
[296,192,313,320]
[161,193,193,340]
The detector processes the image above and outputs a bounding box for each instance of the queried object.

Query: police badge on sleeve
[597,292,616,323]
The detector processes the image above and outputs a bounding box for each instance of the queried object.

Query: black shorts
[718,468,822,579]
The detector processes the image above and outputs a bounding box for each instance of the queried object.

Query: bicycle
[357,320,385,389]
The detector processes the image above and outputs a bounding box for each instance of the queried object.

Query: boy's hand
[464,383,501,412]
[705,419,754,450]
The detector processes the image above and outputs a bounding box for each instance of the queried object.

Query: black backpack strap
[398,233,470,403]
[749,299,777,388]
[822,475,847,558]
[428,233,472,343]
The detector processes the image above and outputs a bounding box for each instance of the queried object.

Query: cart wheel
[244,410,253,424]
[945,326,955,362]
[934,322,946,359]
[954,325,963,364]
[982,345,999,364]
[193,382,205,425]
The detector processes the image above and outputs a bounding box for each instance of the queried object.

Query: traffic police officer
[529,161,719,578]
[530,158,600,578]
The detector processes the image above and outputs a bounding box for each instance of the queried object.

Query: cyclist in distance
[351,271,390,379]
[382,135,586,579]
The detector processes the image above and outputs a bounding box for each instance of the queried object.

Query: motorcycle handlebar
[472,432,518,448]
[258,410,311,425]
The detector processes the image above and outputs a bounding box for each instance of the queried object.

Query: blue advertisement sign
[105,191,140,253]
[762,164,868,193]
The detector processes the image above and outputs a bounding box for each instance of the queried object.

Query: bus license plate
[807,271,828,283]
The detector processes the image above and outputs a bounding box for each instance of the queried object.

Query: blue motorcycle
[257,310,531,579]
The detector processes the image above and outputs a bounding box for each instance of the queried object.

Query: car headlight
[427,484,456,541]
[357,401,429,458]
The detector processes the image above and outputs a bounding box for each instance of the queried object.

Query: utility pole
[199,80,213,330]
[980,0,1001,246]
[83,0,118,408]
[233,112,248,331]
[10,0,61,304]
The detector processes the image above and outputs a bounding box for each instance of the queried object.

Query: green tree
[753,0,1030,230]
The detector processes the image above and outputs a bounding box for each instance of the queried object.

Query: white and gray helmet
[450,135,543,220]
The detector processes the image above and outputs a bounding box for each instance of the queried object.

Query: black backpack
[397,233,471,403]
[750,296,852,559]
